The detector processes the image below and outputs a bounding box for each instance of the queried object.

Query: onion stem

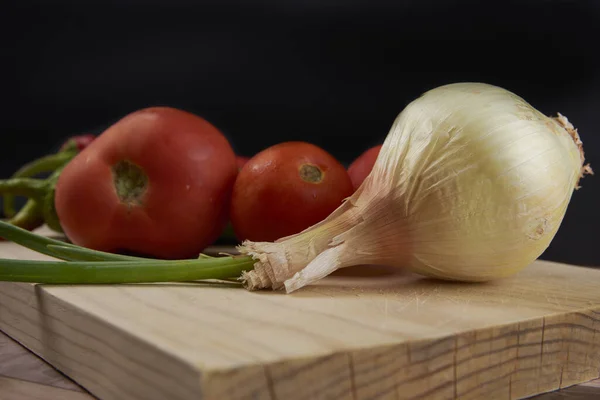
[0,220,255,285]
[0,178,47,198]
[6,199,44,231]
[3,151,75,217]
[0,257,254,284]
[9,152,75,181]
[0,221,169,262]
[45,244,152,262]
[0,220,92,261]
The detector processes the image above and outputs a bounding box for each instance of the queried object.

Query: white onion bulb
[239,82,592,293]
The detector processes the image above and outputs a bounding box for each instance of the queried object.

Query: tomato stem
[3,151,76,217]
[299,164,323,183]
[112,160,148,206]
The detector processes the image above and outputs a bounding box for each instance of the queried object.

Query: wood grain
[1,236,600,400]
[0,329,85,392]
[2,329,598,400]
[0,376,93,400]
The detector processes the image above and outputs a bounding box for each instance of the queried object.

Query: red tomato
[230,141,353,242]
[54,107,238,259]
[347,144,382,190]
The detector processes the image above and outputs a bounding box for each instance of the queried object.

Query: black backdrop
[5,0,599,267]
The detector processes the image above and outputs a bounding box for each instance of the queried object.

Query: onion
[239,82,592,293]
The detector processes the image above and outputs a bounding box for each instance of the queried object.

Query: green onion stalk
[0,220,255,285]
[1,135,96,233]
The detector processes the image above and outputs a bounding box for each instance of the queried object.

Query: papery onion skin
[371,83,586,282]
[239,82,591,293]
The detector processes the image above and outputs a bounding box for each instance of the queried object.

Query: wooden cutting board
[1,234,600,400]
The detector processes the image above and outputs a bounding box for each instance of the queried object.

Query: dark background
[4,0,599,266]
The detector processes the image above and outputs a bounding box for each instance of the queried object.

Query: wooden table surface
[0,328,598,399]
[2,226,600,399]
